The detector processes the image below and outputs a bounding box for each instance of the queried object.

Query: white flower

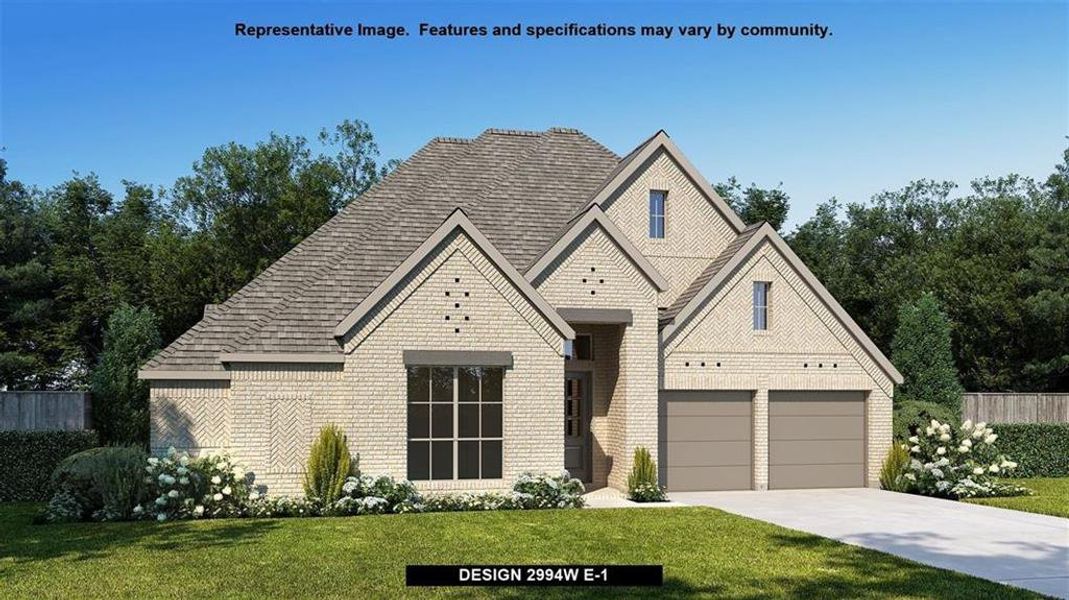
[910,445,921,453]
[179,477,189,485]
[194,505,204,516]
[133,505,143,514]
[167,447,178,457]
[984,434,997,444]
[167,490,179,498]
[1002,460,1017,469]
[930,419,941,429]
[973,467,985,475]
[908,436,919,443]
[147,457,159,466]
[936,457,949,467]
[958,446,970,453]
[936,447,946,455]
[910,459,923,470]
[939,433,951,442]
[176,466,188,475]
[213,493,223,501]
[925,427,935,436]
[249,491,260,501]
[939,423,951,433]
[989,464,999,473]
[972,429,984,439]
[904,473,916,481]
[931,468,944,479]
[157,473,168,482]
[962,438,972,447]
[155,496,167,506]
[976,422,987,430]
[211,475,222,485]
[222,486,232,496]
[962,419,973,430]
[179,455,190,466]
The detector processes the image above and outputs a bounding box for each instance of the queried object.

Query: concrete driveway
[671,488,1069,599]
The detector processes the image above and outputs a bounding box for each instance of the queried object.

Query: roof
[660,223,904,385]
[143,128,619,374]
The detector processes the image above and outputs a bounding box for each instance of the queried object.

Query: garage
[769,391,865,489]
[662,390,752,491]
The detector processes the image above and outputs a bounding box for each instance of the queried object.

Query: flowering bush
[136,448,251,521]
[331,474,423,515]
[422,491,518,512]
[244,495,324,518]
[903,419,1031,499]
[628,482,667,503]
[511,471,585,509]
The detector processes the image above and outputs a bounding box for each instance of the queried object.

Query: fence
[962,393,1069,424]
[0,391,92,431]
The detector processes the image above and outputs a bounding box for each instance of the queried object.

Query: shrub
[893,400,959,441]
[627,447,666,502]
[332,474,422,515]
[422,491,519,512]
[512,471,585,509]
[879,443,910,492]
[138,447,251,521]
[303,424,354,502]
[48,446,148,521]
[903,418,1031,499]
[245,495,324,518]
[0,430,99,501]
[992,423,1069,477]
[890,294,964,415]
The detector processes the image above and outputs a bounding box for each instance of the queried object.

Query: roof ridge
[224,138,479,354]
[481,128,544,137]
[231,135,487,350]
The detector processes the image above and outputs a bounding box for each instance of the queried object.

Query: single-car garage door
[769,391,865,489]
[662,391,752,491]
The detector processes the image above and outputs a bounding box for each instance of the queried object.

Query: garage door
[769,391,865,489]
[663,391,752,491]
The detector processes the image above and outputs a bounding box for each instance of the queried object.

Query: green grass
[964,477,1069,518]
[0,503,1042,599]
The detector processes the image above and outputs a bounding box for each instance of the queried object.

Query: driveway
[672,488,1069,599]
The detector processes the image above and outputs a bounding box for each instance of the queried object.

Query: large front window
[407,366,503,480]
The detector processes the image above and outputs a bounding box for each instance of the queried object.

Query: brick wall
[601,149,738,308]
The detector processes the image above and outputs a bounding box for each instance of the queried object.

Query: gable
[599,146,742,308]
[340,221,571,353]
[665,237,899,393]
[532,221,660,310]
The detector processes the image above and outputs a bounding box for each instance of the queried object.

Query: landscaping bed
[964,477,1069,518]
[0,503,1043,599]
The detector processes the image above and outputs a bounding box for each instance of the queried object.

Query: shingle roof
[660,222,765,327]
[145,128,621,372]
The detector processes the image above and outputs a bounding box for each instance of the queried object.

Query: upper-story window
[648,190,666,239]
[753,282,770,330]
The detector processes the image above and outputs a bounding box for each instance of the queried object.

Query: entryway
[564,372,591,482]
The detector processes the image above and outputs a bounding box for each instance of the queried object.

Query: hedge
[0,430,100,501]
[993,423,1069,478]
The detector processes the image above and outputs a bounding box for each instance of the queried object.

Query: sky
[2,1,1066,230]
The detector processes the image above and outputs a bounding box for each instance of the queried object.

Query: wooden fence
[962,393,1069,424]
[0,391,92,431]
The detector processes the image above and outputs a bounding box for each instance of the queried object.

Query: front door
[564,372,591,482]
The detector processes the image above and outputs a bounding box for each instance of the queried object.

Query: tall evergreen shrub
[303,424,353,502]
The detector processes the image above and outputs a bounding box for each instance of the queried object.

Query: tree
[891,293,964,412]
[90,304,161,445]
[716,177,791,231]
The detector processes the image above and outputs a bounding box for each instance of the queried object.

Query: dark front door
[564,372,591,482]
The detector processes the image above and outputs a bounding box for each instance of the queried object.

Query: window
[649,190,666,238]
[564,334,593,361]
[407,366,503,481]
[753,281,770,330]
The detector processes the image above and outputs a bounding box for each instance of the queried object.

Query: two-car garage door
[663,390,865,491]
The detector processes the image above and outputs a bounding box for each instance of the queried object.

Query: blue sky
[2,1,1066,230]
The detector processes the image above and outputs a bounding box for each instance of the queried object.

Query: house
[139,128,902,496]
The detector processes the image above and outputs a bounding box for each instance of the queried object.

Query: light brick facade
[147,129,898,497]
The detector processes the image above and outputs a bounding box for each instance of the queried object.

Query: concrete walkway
[671,488,1069,599]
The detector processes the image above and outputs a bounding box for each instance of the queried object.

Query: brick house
[140,128,902,495]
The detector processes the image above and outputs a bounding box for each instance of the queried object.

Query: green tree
[717,177,791,231]
[90,304,161,445]
[891,293,964,411]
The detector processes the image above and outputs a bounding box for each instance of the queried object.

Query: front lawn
[964,477,1069,518]
[0,504,1043,599]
